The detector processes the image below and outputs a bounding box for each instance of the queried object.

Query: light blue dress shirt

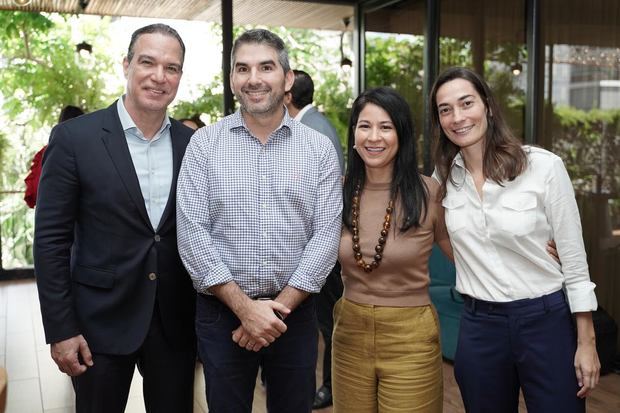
[117,97,173,230]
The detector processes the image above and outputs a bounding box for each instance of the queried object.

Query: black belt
[198,292,280,300]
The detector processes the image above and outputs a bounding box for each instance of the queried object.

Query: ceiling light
[76,41,93,57]
[340,17,352,68]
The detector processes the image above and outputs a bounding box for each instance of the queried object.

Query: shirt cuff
[287,271,323,294]
[565,281,598,313]
[195,262,234,294]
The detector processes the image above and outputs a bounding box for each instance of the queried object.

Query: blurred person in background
[24,105,85,208]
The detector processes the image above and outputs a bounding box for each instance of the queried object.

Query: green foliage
[552,105,620,197]
[0,126,36,268]
[485,68,525,138]
[365,35,425,91]
[0,11,121,268]
[313,71,353,147]
[172,79,224,125]
[0,11,120,129]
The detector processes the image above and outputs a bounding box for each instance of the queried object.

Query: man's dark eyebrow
[136,54,181,68]
[136,53,154,61]
[234,59,277,68]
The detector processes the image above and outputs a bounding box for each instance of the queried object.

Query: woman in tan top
[332,87,452,413]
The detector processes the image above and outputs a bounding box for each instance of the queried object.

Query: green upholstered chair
[428,244,463,361]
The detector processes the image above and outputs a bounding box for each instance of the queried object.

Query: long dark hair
[343,87,428,233]
[430,67,527,198]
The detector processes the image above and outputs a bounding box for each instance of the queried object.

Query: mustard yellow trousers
[332,298,443,413]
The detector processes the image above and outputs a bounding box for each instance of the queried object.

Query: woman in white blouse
[430,67,600,413]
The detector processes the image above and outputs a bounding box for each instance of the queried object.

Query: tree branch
[16,22,49,67]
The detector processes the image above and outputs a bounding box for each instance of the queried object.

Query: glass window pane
[439,0,526,139]
[541,0,620,337]
[363,0,426,168]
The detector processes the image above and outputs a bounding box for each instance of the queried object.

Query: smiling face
[122,32,183,118]
[354,103,399,174]
[230,43,294,120]
[435,78,488,153]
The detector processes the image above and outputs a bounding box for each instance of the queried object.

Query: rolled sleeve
[545,155,598,312]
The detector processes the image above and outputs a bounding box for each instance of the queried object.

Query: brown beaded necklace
[351,182,394,273]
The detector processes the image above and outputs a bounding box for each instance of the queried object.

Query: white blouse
[439,146,597,313]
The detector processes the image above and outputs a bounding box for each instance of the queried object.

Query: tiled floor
[0,279,185,413]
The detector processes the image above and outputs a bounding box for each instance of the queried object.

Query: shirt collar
[449,151,467,189]
[116,95,171,139]
[230,106,294,135]
[452,151,466,169]
[294,104,313,121]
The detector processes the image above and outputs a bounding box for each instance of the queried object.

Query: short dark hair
[288,70,314,109]
[430,67,526,198]
[127,23,185,67]
[343,87,428,233]
[231,29,290,73]
[179,115,205,129]
[58,105,84,123]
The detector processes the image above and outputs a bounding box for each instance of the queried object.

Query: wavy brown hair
[430,67,527,198]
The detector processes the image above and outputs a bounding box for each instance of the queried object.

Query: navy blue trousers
[196,294,318,413]
[454,290,585,413]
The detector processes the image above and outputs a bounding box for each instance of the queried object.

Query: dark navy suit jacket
[34,102,195,354]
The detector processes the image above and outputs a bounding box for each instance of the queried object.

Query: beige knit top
[339,175,448,307]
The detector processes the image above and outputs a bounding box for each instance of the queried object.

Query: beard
[236,87,285,117]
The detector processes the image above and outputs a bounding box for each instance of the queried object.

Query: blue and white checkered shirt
[177,110,342,297]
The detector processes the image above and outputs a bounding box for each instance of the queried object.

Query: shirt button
[154,234,161,242]
[262,261,268,266]
[148,272,157,281]
[262,203,267,208]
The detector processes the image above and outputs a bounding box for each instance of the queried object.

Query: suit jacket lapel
[156,120,185,232]
[100,102,152,230]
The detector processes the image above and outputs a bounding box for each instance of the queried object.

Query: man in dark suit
[34,23,196,413]
[285,69,344,409]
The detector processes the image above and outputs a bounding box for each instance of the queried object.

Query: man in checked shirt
[176,29,342,412]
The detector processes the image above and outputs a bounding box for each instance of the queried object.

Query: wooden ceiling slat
[0,0,354,31]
